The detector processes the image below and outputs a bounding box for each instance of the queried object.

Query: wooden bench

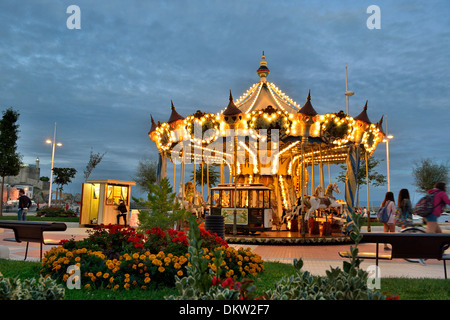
[339,232,450,279]
[0,221,67,261]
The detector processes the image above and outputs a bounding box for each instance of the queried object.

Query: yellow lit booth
[80,179,136,226]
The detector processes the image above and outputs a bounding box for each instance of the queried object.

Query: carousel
[148,53,385,244]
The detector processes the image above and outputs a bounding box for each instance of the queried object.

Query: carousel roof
[149,53,386,162]
[234,53,301,114]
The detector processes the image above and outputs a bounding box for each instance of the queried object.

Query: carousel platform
[224,230,351,245]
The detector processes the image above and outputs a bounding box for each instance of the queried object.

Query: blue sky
[0,0,448,205]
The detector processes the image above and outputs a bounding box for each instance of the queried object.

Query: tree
[84,148,106,181]
[132,158,158,193]
[133,178,188,232]
[52,167,77,207]
[0,108,22,216]
[412,158,449,194]
[337,156,386,206]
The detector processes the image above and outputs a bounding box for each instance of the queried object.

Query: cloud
[0,0,448,202]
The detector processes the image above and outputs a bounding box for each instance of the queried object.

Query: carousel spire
[298,90,318,117]
[222,90,242,116]
[168,100,184,124]
[149,114,157,133]
[148,114,158,141]
[256,51,270,83]
[353,100,371,124]
[377,115,385,134]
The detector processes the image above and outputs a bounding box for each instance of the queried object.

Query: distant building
[2,157,50,203]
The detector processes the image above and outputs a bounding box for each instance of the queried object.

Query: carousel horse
[280,185,322,226]
[306,182,341,220]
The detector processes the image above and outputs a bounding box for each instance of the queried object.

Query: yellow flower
[103,273,109,278]
[158,266,165,273]
[132,252,139,259]
[96,271,102,277]
[152,259,162,266]
[177,270,183,276]
[144,277,151,283]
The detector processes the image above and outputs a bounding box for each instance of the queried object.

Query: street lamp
[383,134,394,191]
[46,122,62,208]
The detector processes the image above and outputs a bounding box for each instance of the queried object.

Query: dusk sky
[0,1,448,206]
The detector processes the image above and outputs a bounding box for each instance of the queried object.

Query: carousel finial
[257,51,270,82]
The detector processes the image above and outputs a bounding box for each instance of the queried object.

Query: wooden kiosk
[79,179,136,226]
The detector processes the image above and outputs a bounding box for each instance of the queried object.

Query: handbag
[394,209,406,225]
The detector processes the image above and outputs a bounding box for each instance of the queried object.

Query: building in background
[2,157,50,205]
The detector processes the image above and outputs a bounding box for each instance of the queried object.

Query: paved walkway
[1,221,449,280]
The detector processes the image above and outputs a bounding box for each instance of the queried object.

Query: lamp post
[384,134,393,191]
[46,122,62,208]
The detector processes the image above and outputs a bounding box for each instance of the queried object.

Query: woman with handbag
[380,191,396,250]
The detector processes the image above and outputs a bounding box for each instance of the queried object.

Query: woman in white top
[381,191,396,250]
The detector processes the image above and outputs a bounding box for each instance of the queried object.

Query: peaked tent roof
[222,91,243,116]
[354,100,371,124]
[168,101,184,123]
[298,90,318,116]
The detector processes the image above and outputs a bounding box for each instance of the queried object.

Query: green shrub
[0,271,65,300]
[36,206,77,218]
[261,210,387,300]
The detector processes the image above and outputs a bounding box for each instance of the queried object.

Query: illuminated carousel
[148,53,385,244]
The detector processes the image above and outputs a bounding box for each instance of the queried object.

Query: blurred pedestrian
[381,191,396,250]
[425,182,450,233]
[18,189,31,221]
[117,200,128,226]
[397,188,413,229]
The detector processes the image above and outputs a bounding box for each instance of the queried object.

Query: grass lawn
[0,259,448,300]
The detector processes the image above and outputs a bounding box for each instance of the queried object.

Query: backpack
[414,191,441,217]
[377,201,391,223]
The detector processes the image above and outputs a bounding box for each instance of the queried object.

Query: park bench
[339,232,450,279]
[0,220,67,261]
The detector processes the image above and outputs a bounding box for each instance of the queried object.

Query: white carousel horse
[280,185,323,225]
[306,182,341,220]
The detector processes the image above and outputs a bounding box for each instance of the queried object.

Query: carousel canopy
[149,53,385,170]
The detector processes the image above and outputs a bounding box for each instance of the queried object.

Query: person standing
[397,189,413,229]
[425,182,450,233]
[117,200,128,226]
[18,189,31,221]
[381,191,396,250]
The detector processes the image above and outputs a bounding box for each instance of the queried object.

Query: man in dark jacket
[18,189,32,221]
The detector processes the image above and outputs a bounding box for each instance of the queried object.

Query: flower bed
[41,224,264,291]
